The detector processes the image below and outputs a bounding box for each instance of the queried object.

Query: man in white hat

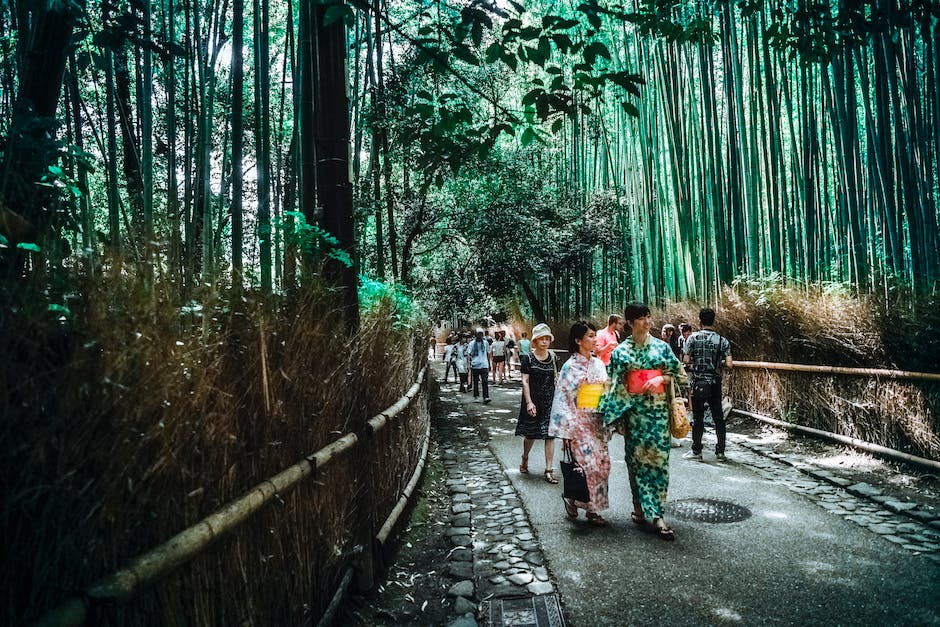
[467,328,492,403]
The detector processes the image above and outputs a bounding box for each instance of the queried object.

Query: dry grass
[1,276,429,625]
[656,281,940,459]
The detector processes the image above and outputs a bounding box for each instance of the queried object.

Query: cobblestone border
[725,433,940,563]
[435,394,557,627]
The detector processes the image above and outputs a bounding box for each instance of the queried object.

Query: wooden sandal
[543,469,559,484]
[519,457,529,474]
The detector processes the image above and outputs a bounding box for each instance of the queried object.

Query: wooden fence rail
[34,364,430,627]
[732,360,940,382]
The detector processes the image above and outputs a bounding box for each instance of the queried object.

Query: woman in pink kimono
[549,321,611,525]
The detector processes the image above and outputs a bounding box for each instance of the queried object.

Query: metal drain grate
[667,498,752,523]
[482,594,567,627]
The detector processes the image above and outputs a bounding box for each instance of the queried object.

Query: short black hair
[679,323,692,333]
[567,320,596,354]
[699,308,716,325]
[607,314,622,326]
[623,301,651,322]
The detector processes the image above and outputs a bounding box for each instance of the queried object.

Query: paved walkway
[432,364,940,626]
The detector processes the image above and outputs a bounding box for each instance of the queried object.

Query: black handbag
[560,441,590,503]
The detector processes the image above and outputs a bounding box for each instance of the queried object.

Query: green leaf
[451,44,480,66]
[484,42,502,63]
[551,33,573,51]
[521,88,543,105]
[520,127,536,147]
[17,242,41,252]
[621,101,640,117]
[551,118,563,133]
[48,303,71,316]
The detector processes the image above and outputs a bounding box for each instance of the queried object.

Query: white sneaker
[682,450,702,461]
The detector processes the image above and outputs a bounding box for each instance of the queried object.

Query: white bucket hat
[530,323,554,343]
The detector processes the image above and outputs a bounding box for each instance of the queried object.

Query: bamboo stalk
[33,365,428,627]
[732,360,940,382]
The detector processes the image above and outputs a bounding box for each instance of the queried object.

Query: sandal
[655,525,676,541]
[631,512,647,526]
[519,457,529,474]
[543,469,559,484]
[563,498,578,520]
[586,512,607,526]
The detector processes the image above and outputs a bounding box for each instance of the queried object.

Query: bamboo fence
[732,360,940,383]
[34,364,430,627]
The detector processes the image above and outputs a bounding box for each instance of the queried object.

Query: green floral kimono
[599,335,686,520]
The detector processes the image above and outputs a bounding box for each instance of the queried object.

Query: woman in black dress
[516,323,559,483]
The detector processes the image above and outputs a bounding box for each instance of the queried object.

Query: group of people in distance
[445,302,732,541]
[442,328,530,400]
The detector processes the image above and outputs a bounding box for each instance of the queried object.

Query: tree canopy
[0,0,937,322]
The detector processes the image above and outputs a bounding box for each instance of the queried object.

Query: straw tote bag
[667,379,691,439]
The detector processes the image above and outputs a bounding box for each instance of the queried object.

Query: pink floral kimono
[549,353,611,513]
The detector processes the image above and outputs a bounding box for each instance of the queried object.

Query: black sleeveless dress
[515,352,558,439]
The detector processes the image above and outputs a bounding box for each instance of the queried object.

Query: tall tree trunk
[0,0,76,278]
[254,0,272,293]
[231,0,244,290]
[301,0,360,329]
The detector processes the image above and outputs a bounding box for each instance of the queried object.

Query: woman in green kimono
[599,301,686,540]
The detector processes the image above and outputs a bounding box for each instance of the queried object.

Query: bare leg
[544,438,555,470]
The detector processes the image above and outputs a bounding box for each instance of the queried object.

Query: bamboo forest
[2,0,938,318]
[2,1,940,625]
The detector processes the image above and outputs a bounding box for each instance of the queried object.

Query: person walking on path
[454,334,471,393]
[595,314,624,366]
[682,308,733,461]
[516,323,559,483]
[492,331,507,384]
[550,321,611,525]
[599,302,686,541]
[661,323,680,359]
[443,337,458,383]
[468,328,492,403]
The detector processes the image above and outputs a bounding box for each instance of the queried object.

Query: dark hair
[607,313,622,326]
[623,301,651,322]
[699,308,716,326]
[568,320,596,354]
[679,323,692,333]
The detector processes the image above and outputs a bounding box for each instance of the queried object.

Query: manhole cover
[667,498,751,523]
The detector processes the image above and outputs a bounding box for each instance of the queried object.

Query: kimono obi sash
[576,383,604,409]
[626,369,664,395]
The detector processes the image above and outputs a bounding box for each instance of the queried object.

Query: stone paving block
[848,482,883,497]
[448,580,475,598]
[454,596,478,615]
[526,581,555,595]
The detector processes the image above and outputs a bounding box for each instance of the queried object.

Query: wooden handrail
[732,360,940,383]
[34,364,429,627]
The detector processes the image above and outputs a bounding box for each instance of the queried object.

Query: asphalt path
[448,372,940,627]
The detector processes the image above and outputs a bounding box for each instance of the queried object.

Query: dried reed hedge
[657,282,940,459]
[1,278,429,625]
